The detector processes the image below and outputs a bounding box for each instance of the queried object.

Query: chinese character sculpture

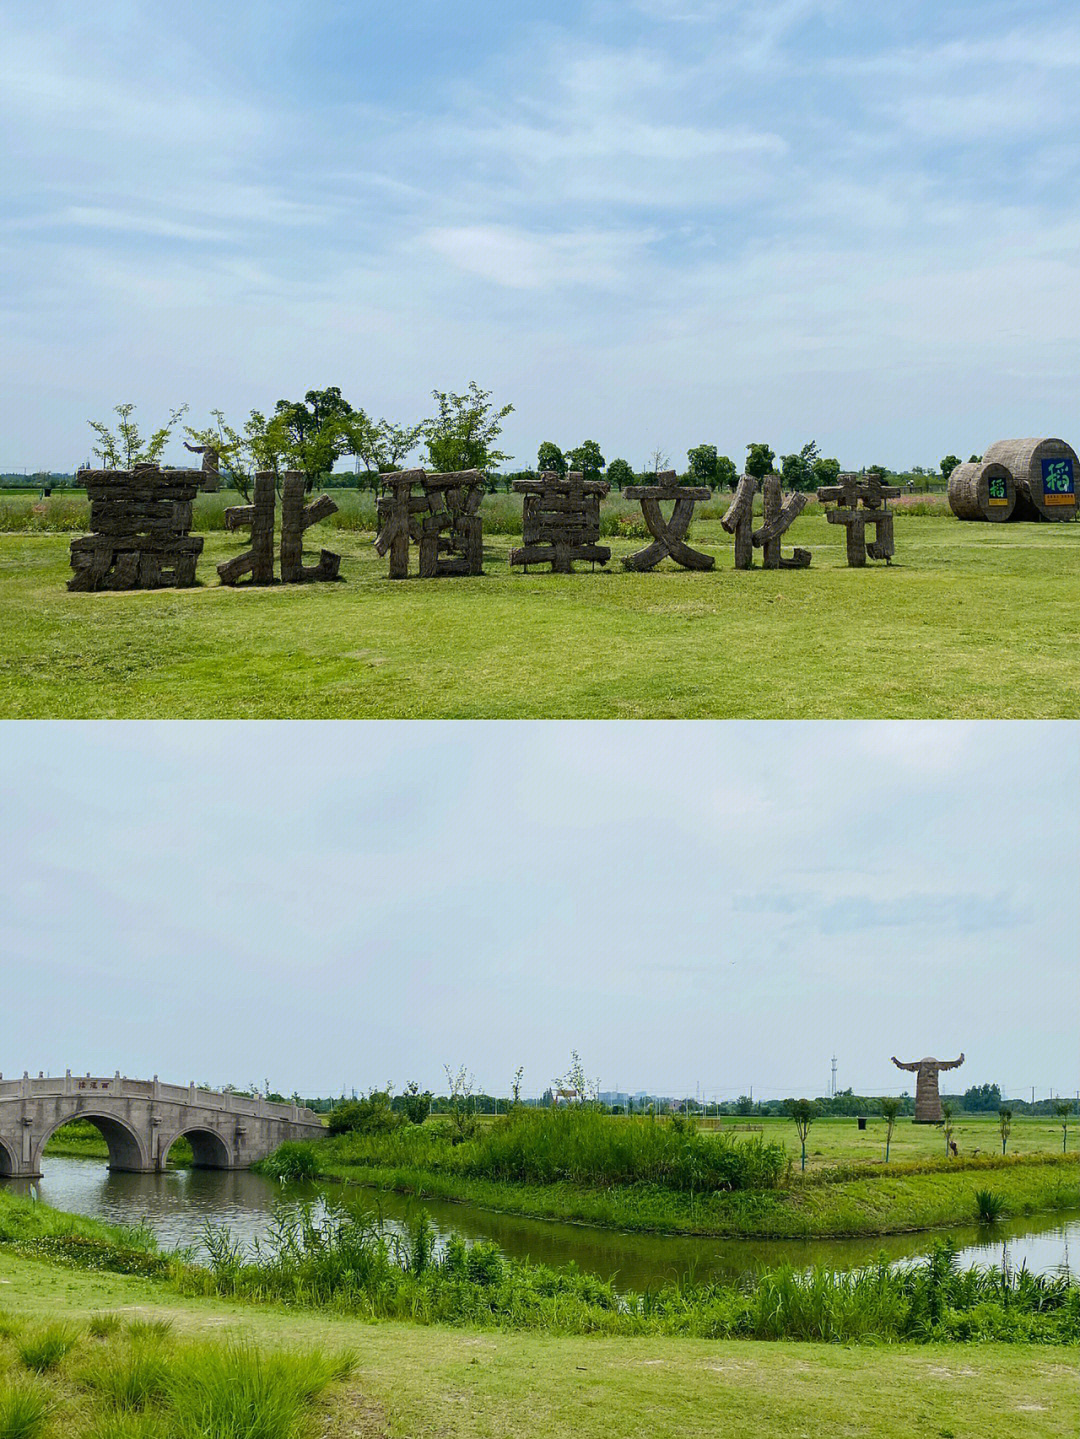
[722,474,811,569]
[891,1053,965,1123]
[622,471,714,571]
[817,473,899,566]
[374,468,485,578]
[68,462,204,591]
[182,441,221,492]
[217,471,340,586]
[510,471,610,573]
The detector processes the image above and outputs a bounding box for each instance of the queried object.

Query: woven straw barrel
[981,438,1078,521]
[947,461,1016,521]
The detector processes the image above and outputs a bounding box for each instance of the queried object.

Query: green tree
[789,1098,817,1171]
[998,1106,1012,1155]
[1053,1099,1072,1153]
[716,454,738,490]
[880,1096,901,1163]
[606,458,634,491]
[686,444,719,485]
[567,441,605,484]
[940,455,962,479]
[341,413,423,480]
[402,1081,432,1126]
[745,443,775,479]
[968,453,982,463]
[962,1082,1001,1112]
[184,409,289,501]
[88,402,190,469]
[424,382,513,475]
[537,441,566,474]
[273,387,355,491]
[812,456,841,486]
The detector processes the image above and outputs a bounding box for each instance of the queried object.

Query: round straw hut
[981,438,1078,521]
[947,461,1016,521]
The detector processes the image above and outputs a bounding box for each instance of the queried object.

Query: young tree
[745,443,775,479]
[184,409,289,501]
[567,441,605,484]
[1053,1098,1072,1154]
[444,1064,478,1142]
[424,382,513,474]
[646,446,670,475]
[88,403,190,469]
[941,1100,955,1157]
[880,1096,901,1163]
[511,1066,524,1108]
[998,1105,1012,1155]
[686,444,719,485]
[789,1098,817,1171]
[537,441,566,474]
[940,455,962,479]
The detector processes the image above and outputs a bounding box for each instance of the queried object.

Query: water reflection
[8,1157,1077,1291]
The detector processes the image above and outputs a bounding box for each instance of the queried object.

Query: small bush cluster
[326,1092,401,1137]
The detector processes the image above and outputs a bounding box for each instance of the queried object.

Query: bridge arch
[0,1136,15,1177]
[161,1127,233,1170]
[33,1112,150,1175]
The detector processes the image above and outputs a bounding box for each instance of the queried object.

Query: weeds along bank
[1,1187,1078,1347]
[283,1108,1080,1239]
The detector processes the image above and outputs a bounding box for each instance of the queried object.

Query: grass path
[2,516,1077,717]
[1,1249,1076,1439]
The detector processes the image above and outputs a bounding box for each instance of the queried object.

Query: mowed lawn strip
[1,515,1078,717]
[1,1250,1077,1439]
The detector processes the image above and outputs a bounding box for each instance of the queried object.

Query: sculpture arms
[937,1054,965,1071]
[891,1056,919,1072]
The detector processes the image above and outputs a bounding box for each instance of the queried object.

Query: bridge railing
[0,1073,322,1125]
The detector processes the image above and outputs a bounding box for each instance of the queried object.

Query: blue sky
[3,1,1079,472]
[2,722,1075,1100]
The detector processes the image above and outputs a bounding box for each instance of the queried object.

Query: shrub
[975,1189,1006,1223]
[259,1142,320,1182]
[0,1380,52,1439]
[326,1093,401,1136]
[16,1323,79,1372]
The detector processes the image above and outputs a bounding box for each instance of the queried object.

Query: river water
[8,1158,1078,1290]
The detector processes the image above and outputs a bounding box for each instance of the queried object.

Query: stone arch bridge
[0,1073,324,1178]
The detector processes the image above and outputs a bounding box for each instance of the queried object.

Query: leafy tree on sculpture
[567,441,605,484]
[424,383,513,475]
[88,403,190,469]
[537,441,567,474]
[745,443,776,479]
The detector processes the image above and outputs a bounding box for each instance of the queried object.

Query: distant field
[1,511,1077,718]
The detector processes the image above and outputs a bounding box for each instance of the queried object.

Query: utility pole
[831,1055,838,1098]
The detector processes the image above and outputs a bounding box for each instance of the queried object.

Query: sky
[3,1,1080,473]
[2,721,1076,1102]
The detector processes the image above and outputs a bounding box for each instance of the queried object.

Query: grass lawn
[1,512,1077,717]
[1,1249,1076,1439]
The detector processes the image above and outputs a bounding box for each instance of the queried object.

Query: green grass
[2,509,1077,717]
[1,1248,1078,1438]
[0,1281,355,1439]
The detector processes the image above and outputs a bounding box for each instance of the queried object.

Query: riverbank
[0,1243,1075,1439]
[314,1150,1080,1239]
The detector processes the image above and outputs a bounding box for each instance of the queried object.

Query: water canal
[9,1157,1078,1289]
